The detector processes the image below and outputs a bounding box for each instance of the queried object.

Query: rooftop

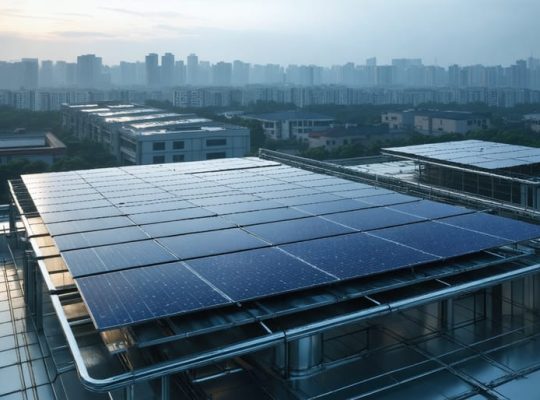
[247,110,334,122]
[383,140,540,171]
[0,132,66,153]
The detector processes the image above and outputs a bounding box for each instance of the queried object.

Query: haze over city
[1,0,540,66]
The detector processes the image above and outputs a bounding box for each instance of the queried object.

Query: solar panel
[388,200,474,220]
[128,208,216,225]
[46,216,135,236]
[53,226,149,251]
[281,233,439,279]
[204,200,285,215]
[117,200,196,215]
[437,212,540,242]
[294,199,374,215]
[324,207,425,231]
[223,208,310,226]
[157,228,268,259]
[40,206,123,224]
[273,193,342,207]
[76,262,231,330]
[63,240,177,277]
[140,216,236,238]
[35,199,111,214]
[245,217,354,245]
[368,221,510,258]
[360,193,420,207]
[186,248,336,302]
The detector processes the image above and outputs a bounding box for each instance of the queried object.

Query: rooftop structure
[0,131,66,165]
[62,103,250,165]
[243,110,334,140]
[5,152,540,399]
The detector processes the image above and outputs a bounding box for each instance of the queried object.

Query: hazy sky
[1,0,539,66]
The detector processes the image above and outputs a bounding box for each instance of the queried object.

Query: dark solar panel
[281,233,439,279]
[35,199,111,214]
[223,208,309,226]
[294,199,373,215]
[63,240,177,277]
[438,212,540,242]
[245,217,354,245]
[54,226,149,251]
[360,193,420,207]
[46,216,135,236]
[158,228,268,259]
[324,207,425,231]
[369,221,510,258]
[40,206,122,224]
[205,200,285,215]
[76,262,230,330]
[388,200,473,219]
[128,208,216,225]
[186,248,336,302]
[140,216,236,238]
[273,193,342,206]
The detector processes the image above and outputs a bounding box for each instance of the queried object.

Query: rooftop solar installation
[20,157,540,331]
[383,140,540,170]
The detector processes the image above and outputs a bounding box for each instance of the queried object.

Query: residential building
[161,53,175,86]
[76,54,102,88]
[243,110,334,140]
[62,103,250,164]
[145,53,160,87]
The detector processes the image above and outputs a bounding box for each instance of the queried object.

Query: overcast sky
[1,0,539,66]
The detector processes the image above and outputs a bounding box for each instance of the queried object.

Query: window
[206,138,227,147]
[173,154,185,162]
[173,141,184,150]
[153,142,165,151]
[206,152,226,160]
[153,155,165,164]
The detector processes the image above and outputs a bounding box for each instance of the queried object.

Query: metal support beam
[288,333,323,377]
[160,376,170,400]
[439,299,454,331]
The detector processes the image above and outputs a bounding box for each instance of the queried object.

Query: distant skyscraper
[120,62,137,86]
[161,53,175,86]
[175,60,186,85]
[186,54,199,85]
[198,61,211,85]
[145,53,160,86]
[366,57,377,66]
[76,54,102,88]
[232,60,250,86]
[40,60,54,87]
[448,64,460,87]
[20,58,39,89]
[212,62,232,86]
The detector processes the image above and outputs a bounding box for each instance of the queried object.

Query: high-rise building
[76,54,102,88]
[40,60,54,87]
[145,53,160,87]
[232,60,250,86]
[212,62,232,86]
[186,53,199,85]
[161,53,175,86]
[175,60,186,85]
[20,58,39,89]
[120,62,137,86]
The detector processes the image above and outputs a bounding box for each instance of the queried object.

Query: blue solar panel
[245,217,354,245]
[273,193,342,206]
[189,194,260,207]
[281,233,439,279]
[140,216,236,238]
[224,208,310,226]
[294,199,374,215]
[324,207,425,231]
[388,200,473,219]
[334,188,393,199]
[128,208,216,225]
[256,187,321,199]
[76,262,230,330]
[186,248,336,302]
[438,213,540,242]
[40,206,123,224]
[369,221,510,258]
[117,200,196,215]
[46,216,135,236]
[205,200,285,215]
[35,199,112,214]
[63,240,177,277]
[360,193,420,207]
[158,228,268,259]
[54,226,149,251]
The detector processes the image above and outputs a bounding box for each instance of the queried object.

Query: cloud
[51,31,116,39]
[99,7,187,18]
[0,8,67,21]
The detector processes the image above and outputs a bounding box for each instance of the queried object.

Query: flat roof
[248,110,334,122]
[95,108,158,117]
[19,157,540,331]
[128,117,210,130]
[383,140,540,171]
[104,113,179,124]
[0,136,46,149]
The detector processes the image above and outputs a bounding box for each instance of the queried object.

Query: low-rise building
[243,110,334,140]
[306,125,388,150]
[524,113,540,133]
[62,103,250,165]
[0,131,66,165]
[382,109,491,135]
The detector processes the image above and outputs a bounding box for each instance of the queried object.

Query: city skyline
[1,0,540,66]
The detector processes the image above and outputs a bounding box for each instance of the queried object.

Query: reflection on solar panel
[20,157,540,331]
[383,140,540,170]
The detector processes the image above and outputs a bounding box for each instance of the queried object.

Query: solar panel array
[21,157,540,330]
[383,140,540,170]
